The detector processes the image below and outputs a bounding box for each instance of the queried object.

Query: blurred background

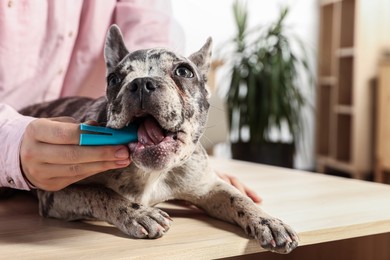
[171,0,390,184]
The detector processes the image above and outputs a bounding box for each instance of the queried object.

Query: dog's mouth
[127,115,179,154]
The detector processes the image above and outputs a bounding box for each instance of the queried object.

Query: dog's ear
[188,37,213,82]
[104,25,129,74]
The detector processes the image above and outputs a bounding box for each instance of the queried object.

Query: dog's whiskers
[209,104,225,112]
[200,134,216,147]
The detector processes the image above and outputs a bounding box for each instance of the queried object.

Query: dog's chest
[102,169,174,206]
[137,171,172,205]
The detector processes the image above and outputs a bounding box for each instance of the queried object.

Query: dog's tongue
[137,117,165,145]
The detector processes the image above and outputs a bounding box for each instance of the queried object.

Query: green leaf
[224,2,313,152]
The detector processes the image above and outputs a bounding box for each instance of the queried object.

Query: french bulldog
[19,25,298,254]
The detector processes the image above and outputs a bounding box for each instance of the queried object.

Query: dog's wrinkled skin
[19,25,298,253]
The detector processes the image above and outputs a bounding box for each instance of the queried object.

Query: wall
[171,0,319,170]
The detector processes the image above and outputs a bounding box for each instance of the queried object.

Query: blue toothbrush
[79,123,138,146]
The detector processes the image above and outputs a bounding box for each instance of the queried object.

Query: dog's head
[103,25,212,172]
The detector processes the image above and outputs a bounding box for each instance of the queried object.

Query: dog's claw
[251,216,299,254]
[115,205,172,239]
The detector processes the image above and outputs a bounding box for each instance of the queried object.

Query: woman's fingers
[32,142,130,164]
[49,116,79,123]
[242,185,262,204]
[43,159,131,179]
[217,172,262,204]
[28,160,130,191]
[26,118,81,145]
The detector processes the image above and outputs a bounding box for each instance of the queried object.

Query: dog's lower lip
[126,115,180,154]
[128,135,176,155]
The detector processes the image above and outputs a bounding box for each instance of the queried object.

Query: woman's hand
[217,172,262,204]
[20,118,131,191]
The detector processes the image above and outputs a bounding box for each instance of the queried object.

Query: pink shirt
[0,0,182,190]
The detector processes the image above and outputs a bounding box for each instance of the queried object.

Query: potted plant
[222,1,312,167]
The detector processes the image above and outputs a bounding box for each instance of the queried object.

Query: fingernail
[115,148,129,159]
[115,159,130,166]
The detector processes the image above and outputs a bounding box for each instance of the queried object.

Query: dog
[18,25,298,254]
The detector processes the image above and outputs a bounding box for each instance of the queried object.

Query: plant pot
[231,141,294,168]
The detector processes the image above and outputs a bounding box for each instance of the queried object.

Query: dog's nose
[129,77,157,93]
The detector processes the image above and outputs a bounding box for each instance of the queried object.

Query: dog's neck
[82,97,109,125]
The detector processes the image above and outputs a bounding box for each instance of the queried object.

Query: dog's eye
[107,73,121,86]
[175,66,194,78]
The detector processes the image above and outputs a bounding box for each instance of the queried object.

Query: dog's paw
[115,204,172,239]
[247,216,299,254]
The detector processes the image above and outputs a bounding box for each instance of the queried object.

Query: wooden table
[1,157,390,259]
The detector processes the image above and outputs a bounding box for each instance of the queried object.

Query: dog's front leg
[37,185,171,238]
[187,180,299,254]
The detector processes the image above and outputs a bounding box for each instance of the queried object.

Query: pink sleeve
[0,103,36,190]
[114,0,184,52]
